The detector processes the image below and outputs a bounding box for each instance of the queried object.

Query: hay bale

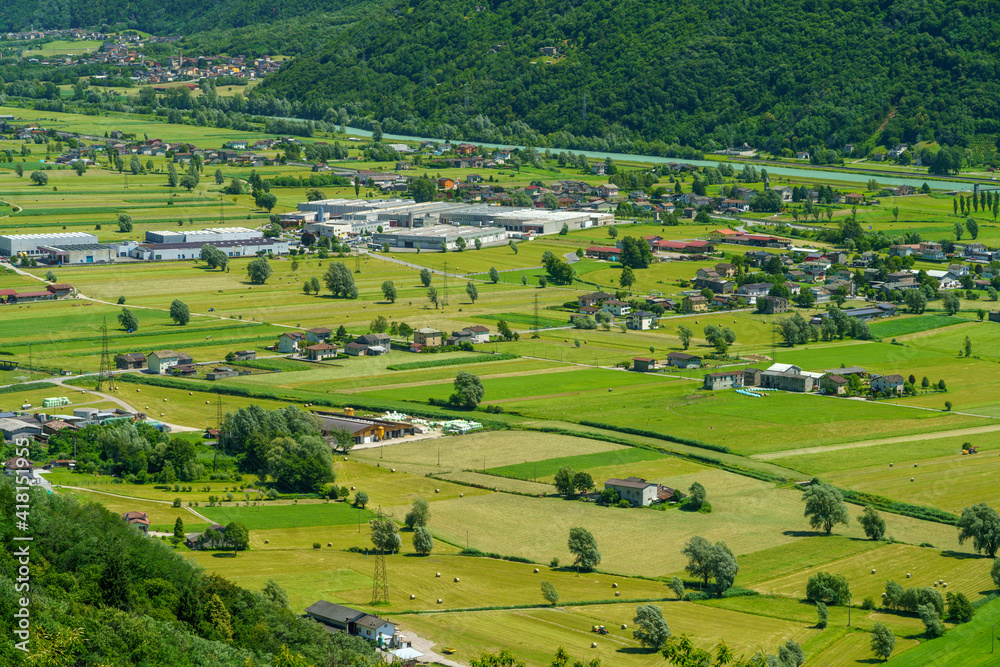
[437,599,443,604]
[454,577,460,582]
[391,468,395,472]
[327,542,332,547]
[620,624,627,630]
[591,643,597,649]
[351,486,355,490]
[911,478,914,482]
[533,568,539,573]
[612,583,618,588]
[871,569,876,574]
[163,398,167,402]
[614,591,620,597]
[906,573,911,578]
[264,539,269,544]
[436,572,441,577]
[460,493,464,498]
[410,594,416,600]
[189,392,192,395]
[435,488,440,493]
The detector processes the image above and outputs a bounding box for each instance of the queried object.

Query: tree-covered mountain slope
[256,0,1000,154]
[0,0,367,34]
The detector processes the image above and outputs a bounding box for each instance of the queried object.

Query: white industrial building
[144,227,262,244]
[297,198,415,222]
[37,243,117,265]
[1,232,99,256]
[130,237,289,261]
[441,206,614,235]
[372,224,507,250]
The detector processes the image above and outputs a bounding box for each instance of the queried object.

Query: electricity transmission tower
[96,316,117,392]
[371,509,390,605]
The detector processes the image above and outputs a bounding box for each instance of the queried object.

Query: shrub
[862,597,875,610]
[313,542,321,549]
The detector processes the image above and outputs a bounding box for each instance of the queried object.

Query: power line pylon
[371,509,390,605]
[96,316,117,392]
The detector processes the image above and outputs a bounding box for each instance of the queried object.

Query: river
[332,124,978,192]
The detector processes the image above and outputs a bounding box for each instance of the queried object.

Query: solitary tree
[427,286,439,309]
[466,281,479,303]
[816,601,828,628]
[173,517,185,539]
[802,483,850,534]
[214,169,224,185]
[450,371,484,408]
[354,491,369,508]
[509,239,519,254]
[967,218,980,240]
[632,605,671,650]
[324,262,359,298]
[859,505,886,540]
[669,576,685,600]
[117,214,133,232]
[681,536,715,589]
[541,581,560,606]
[404,498,430,529]
[225,522,250,555]
[370,515,401,553]
[30,171,48,186]
[419,268,433,287]
[179,174,198,192]
[942,291,961,315]
[567,526,601,571]
[620,266,635,289]
[117,308,139,331]
[957,503,1000,557]
[381,280,397,303]
[74,160,87,176]
[169,299,190,325]
[246,257,272,284]
[413,526,434,555]
[806,571,851,605]
[489,267,500,283]
[678,325,693,350]
[687,482,707,509]
[870,622,895,662]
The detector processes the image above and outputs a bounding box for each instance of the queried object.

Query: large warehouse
[372,224,507,250]
[440,206,614,235]
[144,227,262,244]
[129,237,289,261]
[37,243,117,265]
[297,198,415,221]
[0,232,99,256]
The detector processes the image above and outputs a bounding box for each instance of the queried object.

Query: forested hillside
[256,0,1000,155]
[0,478,379,665]
[0,0,366,34]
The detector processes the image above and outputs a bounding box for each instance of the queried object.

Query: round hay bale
[533,568,539,573]
[189,392,192,395]
[136,389,140,392]
[435,488,440,493]
[437,599,443,604]
[351,486,356,490]
[889,463,893,467]
[460,493,464,498]
[160,413,164,417]
[327,542,332,547]
[906,573,911,578]
[881,592,887,597]
[410,594,416,600]
[614,591,620,597]
[436,572,441,578]
[612,583,618,588]
[206,401,210,404]
[911,478,914,482]
[264,539,269,544]
[933,582,937,587]
[163,398,167,402]
[621,624,627,630]
[914,463,918,467]
[943,582,947,587]
[591,643,597,649]
[391,468,395,472]
[871,569,876,574]
[609,388,612,392]
[454,577,460,582]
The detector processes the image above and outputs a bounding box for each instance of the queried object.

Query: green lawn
[199,502,375,530]
[868,315,968,338]
[487,447,670,481]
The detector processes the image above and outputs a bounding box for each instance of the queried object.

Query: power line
[96,316,117,393]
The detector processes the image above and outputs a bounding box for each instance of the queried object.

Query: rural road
[48,375,201,433]
[753,422,1000,461]
[55,484,215,524]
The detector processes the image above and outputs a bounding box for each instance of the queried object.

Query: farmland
[6,103,1000,666]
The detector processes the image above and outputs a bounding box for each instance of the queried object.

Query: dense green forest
[254,0,1000,155]
[0,477,379,665]
[0,0,367,35]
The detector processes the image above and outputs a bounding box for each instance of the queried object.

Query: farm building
[233,350,256,361]
[115,353,147,370]
[148,350,191,374]
[760,370,814,392]
[38,243,117,265]
[0,418,42,442]
[313,411,416,445]
[585,246,621,261]
[704,370,745,390]
[665,352,702,369]
[206,367,240,381]
[604,477,675,507]
[305,600,395,641]
[821,374,849,395]
[45,283,74,298]
[632,357,657,372]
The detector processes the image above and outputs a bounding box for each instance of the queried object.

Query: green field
[868,315,968,338]
[199,502,375,530]
[487,447,672,481]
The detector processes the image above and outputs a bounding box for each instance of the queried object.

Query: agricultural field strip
[755,423,1000,461]
[334,365,579,394]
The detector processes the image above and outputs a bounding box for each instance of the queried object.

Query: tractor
[591,625,608,635]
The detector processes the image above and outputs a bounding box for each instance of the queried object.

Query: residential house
[666,352,702,369]
[703,370,745,390]
[306,327,333,343]
[760,370,814,392]
[148,350,182,374]
[344,342,370,356]
[597,183,619,200]
[279,332,307,353]
[604,477,659,506]
[352,333,391,355]
[122,511,149,534]
[463,325,490,344]
[46,283,74,298]
[682,295,708,312]
[233,350,256,361]
[715,263,737,278]
[601,300,631,318]
[413,328,443,348]
[737,283,772,304]
[627,311,659,330]
[821,374,849,395]
[115,352,147,370]
[578,292,615,308]
[795,151,810,160]
[304,343,340,361]
[871,374,905,394]
[757,296,788,314]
